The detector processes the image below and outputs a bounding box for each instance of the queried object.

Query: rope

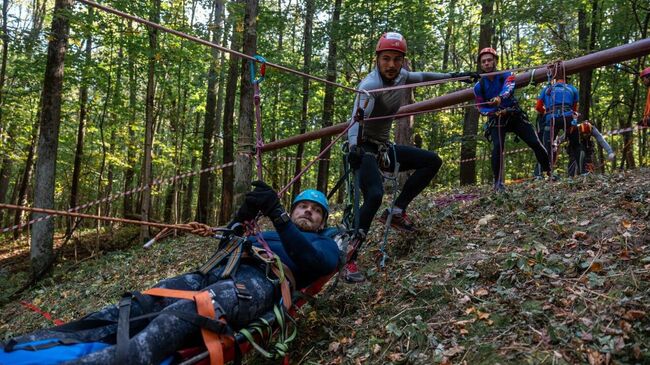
[0,203,216,236]
[251,55,266,181]
[0,161,235,234]
[76,0,555,97]
[76,0,359,93]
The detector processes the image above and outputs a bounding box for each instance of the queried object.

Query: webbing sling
[198,235,246,276]
[246,246,295,311]
[143,288,229,365]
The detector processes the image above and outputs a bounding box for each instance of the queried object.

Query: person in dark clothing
[569,121,615,175]
[345,31,478,283]
[535,77,581,176]
[472,47,551,192]
[2,183,339,365]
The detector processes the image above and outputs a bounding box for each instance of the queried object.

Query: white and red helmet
[478,47,498,61]
[376,32,407,55]
[640,67,650,78]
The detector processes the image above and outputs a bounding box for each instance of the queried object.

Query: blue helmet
[292,189,329,219]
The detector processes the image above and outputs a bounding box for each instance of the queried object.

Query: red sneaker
[343,261,366,283]
[379,209,416,233]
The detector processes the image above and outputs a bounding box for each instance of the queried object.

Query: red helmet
[478,47,498,61]
[578,121,592,135]
[640,67,650,78]
[376,32,407,55]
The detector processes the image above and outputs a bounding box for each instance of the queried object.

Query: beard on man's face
[293,217,318,232]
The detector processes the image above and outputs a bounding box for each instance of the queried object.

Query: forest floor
[0,168,649,364]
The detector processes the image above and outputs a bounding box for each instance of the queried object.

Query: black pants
[542,116,581,176]
[568,137,595,175]
[355,141,442,237]
[489,109,550,184]
[12,265,276,365]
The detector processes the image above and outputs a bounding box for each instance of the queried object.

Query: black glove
[450,71,481,83]
[234,199,258,223]
[246,180,283,218]
[347,145,364,170]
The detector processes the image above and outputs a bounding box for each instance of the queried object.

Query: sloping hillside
[1,169,648,365]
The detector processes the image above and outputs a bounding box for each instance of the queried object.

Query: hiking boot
[379,209,417,233]
[343,261,366,283]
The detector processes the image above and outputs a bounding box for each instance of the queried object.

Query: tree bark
[459,0,494,185]
[30,0,72,277]
[13,117,39,239]
[233,0,258,209]
[196,0,225,223]
[123,20,137,218]
[291,0,314,199]
[218,0,244,225]
[182,113,201,222]
[316,0,341,194]
[0,0,11,224]
[442,0,457,71]
[208,14,229,222]
[578,1,598,125]
[140,0,161,242]
[67,7,93,236]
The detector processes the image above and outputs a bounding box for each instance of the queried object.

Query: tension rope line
[77,0,558,97]
[0,204,217,236]
[0,161,235,234]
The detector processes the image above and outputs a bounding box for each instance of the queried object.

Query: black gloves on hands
[347,145,364,170]
[450,71,481,83]
[247,181,283,218]
[234,181,284,222]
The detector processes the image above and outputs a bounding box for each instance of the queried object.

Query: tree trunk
[441,0,457,71]
[291,0,314,199]
[140,0,161,242]
[218,0,244,225]
[208,15,229,222]
[459,0,494,185]
[13,117,39,239]
[123,20,137,218]
[233,0,258,209]
[0,0,11,224]
[316,0,341,194]
[31,0,73,278]
[578,1,598,125]
[67,7,93,236]
[196,0,225,223]
[182,113,201,222]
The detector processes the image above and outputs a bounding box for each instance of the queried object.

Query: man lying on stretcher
[2,181,339,365]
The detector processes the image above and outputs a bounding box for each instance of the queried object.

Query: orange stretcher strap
[143,287,201,300]
[142,288,228,365]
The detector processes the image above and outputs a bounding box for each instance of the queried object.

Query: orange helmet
[640,67,650,78]
[578,121,592,135]
[478,47,498,61]
[376,32,407,55]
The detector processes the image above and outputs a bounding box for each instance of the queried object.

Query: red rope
[20,301,65,326]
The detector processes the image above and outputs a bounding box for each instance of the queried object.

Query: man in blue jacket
[535,76,580,175]
[473,47,551,192]
[2,183,339,365]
